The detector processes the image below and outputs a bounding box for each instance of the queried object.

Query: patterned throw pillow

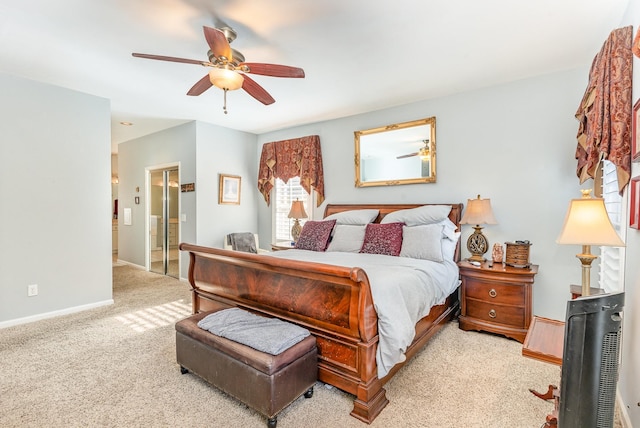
[295,219,337,251]
[360,222,404,256]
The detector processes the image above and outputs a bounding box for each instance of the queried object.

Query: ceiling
[0,0,629,154]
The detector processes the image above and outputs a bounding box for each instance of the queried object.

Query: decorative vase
[492,243,504,263]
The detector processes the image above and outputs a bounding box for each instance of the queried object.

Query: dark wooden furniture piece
[522,316,565,427]
[179,203,463,424]
[523,286,603,366]
[458,261,538,343]
[176,310,317,428]
[569,284,604,299]
[522,316,564,365]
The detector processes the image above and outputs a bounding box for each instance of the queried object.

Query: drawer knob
[489,309,497,319]
[488,289,497,298]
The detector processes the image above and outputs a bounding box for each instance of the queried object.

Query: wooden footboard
[180,244,459,423]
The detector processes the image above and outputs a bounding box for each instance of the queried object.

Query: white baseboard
[113,259,144,269]
[0,299,114,329]
[2,263,187,329]
[114,259,187,281]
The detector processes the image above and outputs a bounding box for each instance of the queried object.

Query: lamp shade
[557,192,624,247]
[209,68,244,90]
[460,195,498,225]
[288,200,308,220]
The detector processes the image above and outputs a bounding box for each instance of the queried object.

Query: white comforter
[267,250,460,378]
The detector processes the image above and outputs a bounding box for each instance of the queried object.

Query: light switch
[181,214,187,222]
[124,208,132,225]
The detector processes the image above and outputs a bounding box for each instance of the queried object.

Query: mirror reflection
[355,117,436,187]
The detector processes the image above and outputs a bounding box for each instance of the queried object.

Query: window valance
[257,135,325,206]
[575,26,633,194]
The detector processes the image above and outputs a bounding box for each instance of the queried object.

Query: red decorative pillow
[295,219,337,251]
[360,222,404,256]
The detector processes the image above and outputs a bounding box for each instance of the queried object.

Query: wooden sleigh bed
[179,203,463,424]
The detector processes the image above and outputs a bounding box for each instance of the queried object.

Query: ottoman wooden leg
[304,387,314,398]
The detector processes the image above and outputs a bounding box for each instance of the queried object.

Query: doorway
[148,167,180,278]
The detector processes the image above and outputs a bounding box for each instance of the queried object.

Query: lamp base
[467,253,486,263]
[291,219,302,243]
[576,245,597,297]
[466,225,489,262]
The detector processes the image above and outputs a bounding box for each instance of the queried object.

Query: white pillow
[438,218,459,241]
[324,209,379,225]
[381,205,452,226]
[437,218,460,261]
[326,225,367,252]
[400,224,445,262]
[442,231,461,261]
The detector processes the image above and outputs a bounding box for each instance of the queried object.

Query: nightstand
[458,260,538,343]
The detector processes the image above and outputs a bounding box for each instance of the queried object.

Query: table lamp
[556,189,625,297]
[288,200,308,243]
[460,195,498,262]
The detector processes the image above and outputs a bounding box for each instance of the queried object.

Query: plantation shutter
[598,160,625,292]
[273,177,311,243]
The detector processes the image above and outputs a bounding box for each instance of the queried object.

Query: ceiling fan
[132,25,305,113]
[396,140,430,159]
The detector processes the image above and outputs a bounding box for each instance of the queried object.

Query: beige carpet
[1,266,571,427]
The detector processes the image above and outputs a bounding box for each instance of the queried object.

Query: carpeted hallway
[0,265,587,427]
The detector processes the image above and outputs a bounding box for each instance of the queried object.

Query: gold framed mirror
[354,117,436,187]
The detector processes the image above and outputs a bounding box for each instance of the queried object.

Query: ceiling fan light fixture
[208,68,244,90]
[419,147,430,159]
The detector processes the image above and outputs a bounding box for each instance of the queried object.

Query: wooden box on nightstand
[457,260,538,343]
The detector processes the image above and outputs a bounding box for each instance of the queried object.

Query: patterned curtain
[257,135,325,206]
[575,26,633,194]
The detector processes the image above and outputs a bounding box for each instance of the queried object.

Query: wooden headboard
[322,203,464,261]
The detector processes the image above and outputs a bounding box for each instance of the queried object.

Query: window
[598,160,625,292]
[272,177,311,243]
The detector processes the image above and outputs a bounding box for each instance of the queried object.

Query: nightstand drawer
[464,279,524,305]
[466,300,525,327]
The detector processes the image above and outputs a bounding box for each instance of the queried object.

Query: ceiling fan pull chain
[223,88,229,114]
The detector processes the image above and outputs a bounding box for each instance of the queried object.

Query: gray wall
[0,73,112,324]
[258,68,588,321]
[194,121,259,249]
[116,120,258,278]
[117,122,197,278]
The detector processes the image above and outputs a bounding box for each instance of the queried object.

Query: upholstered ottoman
[175,310,317,428]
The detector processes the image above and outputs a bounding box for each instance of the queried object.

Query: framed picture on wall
[630,176,640,229]
[632,99,640,161]
[219,174,241,205]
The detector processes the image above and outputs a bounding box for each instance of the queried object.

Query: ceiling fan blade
[241,74,275,105]
[203,26,232,60]
[396,152,419,159]
[132,53,206,65]
[187,74,213,96]
[239,63,305,78]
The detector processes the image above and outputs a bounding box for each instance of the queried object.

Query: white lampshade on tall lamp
[556,189,625,297]
[288,200,308,243]
[460,195,498,262]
